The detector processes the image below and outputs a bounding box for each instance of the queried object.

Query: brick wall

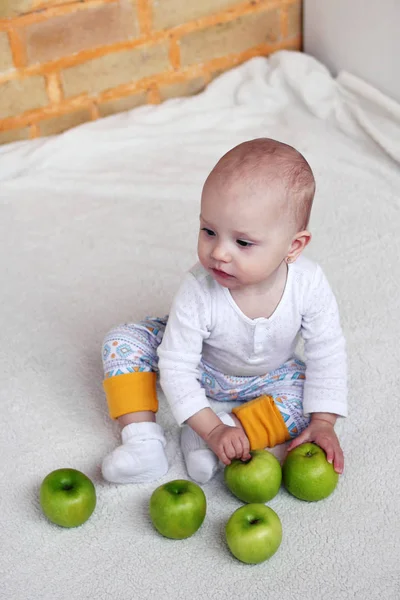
[0,0,302,144]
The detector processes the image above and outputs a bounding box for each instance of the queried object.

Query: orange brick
[0,32,14,73]
[152,0,244,30]
[0,127,30,144]
[159,76,206,101]
[180,9,280,67]
[21,0,139,66]
[0,76,48,118]
[98,91,147,117]
[62,42,170,97]
[45,72,63,103]
[0,0,31,19]
[32,0,74,7]
[287,1,302,38]
[38,109,91,136]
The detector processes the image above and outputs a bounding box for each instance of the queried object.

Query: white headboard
[303,0,400,103]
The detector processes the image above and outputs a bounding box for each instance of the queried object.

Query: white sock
[102,422,168,484]
[180,411,236,484]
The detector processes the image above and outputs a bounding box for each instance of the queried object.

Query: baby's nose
[211,243,230,261]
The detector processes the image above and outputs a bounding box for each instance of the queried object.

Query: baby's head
[204,138,315,232]
[198,138,315,289]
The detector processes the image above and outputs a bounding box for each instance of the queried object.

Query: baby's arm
[158,271,249,463]
[299,265,348,474]
[186,408,251,465]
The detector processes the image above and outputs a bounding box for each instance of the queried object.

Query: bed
[1,50,399,599]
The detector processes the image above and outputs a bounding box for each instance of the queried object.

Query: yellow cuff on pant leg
[232,395,291,449]
[103,372,158,419]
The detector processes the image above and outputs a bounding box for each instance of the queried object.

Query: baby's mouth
[212,268,232,279]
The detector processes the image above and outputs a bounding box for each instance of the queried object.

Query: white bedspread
[1,51,399,600]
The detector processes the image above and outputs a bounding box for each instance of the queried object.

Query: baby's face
[198,175,296,292]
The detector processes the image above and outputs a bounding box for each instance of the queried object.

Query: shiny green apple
[225,503,282,564]
[282,442,339,501]
[40,468,96,527]
[224,449,282,503]
[149,479,206,539]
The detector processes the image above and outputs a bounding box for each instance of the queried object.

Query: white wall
[304,0,400,103]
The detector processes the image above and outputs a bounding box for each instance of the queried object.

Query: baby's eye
[201,228,215,237]
[237,239,253,247]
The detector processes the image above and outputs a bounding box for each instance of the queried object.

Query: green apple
[39,468,96,527]
[149,479,206,539]
[225,503,282,564]
[224,449,282,503]
[282,442,339,501]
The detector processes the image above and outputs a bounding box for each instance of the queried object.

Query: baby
[101,138,347,485]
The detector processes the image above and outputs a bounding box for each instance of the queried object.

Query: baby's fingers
[332,446,344,474]
[324,443,334,465]
[240,435,251,461]
[229,436,244,460]
[229,431,251,461]
[320,440,344,475]
[217,447,231,466]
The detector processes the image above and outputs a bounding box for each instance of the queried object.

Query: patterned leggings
[102,317,310,439]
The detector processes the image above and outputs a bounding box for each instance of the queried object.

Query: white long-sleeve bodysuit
[157,255,347,426]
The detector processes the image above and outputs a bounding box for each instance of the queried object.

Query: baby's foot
[180,412,235,484]
[102,422,168,484]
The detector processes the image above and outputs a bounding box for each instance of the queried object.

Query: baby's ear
[290,230,312,259]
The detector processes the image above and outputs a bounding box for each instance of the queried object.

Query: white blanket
[1,51,399,600]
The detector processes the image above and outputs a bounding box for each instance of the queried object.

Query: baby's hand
[206,423,251,465]
[287,417,344,474]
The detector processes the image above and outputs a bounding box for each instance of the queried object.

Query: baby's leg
[101,318,168,484]
[231,359,310,451]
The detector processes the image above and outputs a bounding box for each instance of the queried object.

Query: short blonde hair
[208,138,316,231]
